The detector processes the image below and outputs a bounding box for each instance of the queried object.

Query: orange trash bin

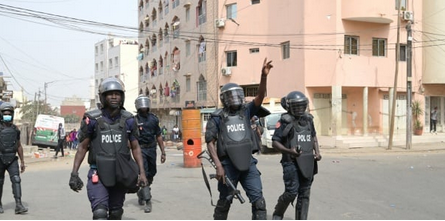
[181,109,202,168]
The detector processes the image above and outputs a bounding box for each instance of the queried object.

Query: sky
[0,0,138,108]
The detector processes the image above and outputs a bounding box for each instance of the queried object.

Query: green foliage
[63,114,81,124]
[19,100,59,124]
[412,100,423,130]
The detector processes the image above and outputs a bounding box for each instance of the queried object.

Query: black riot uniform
[0,102,28,214]
[69,78,147,220]
[205,83,267,220]
[134,95,166,213]
[271,91,322,220]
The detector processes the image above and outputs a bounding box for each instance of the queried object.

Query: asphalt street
[0,148,444,220]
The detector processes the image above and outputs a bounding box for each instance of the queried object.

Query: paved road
[1,147,444,219]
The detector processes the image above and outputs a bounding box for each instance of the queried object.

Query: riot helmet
[98,78,125,109]
[0,102,15,122]
[220,83,245,111]
[135,94,150,111]
[285,91,308,117]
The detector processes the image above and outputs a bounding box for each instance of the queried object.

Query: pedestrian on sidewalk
[205,58,273,219]
[430,106,438,134]
[0,102,28,214]
[68,78,148,220]
[54,123,65,158]
[271,91,322,220]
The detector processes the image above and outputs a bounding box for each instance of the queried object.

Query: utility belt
[140,142,156,149]
[280,153,297,163]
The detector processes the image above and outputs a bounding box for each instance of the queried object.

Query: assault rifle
[197,150,246,204]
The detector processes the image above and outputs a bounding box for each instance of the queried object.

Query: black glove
[69,172,84,192]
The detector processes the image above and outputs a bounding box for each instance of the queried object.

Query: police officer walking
[205,58,273,220]
[0,102,28,214]
[68,78,148,220]
[271,91,322,220]
[134,95,166,213]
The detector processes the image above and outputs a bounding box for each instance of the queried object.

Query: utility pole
[389,0,402,150]
[406,22,413,150]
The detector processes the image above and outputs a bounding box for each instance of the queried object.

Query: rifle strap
[201,163,215,206]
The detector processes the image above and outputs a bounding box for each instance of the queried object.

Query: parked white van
[258,98,286,153]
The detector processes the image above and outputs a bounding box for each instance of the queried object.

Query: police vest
[214,108,253,171]
[281,113,315,179]
[86,109,132,165]
[0,124,19,165]
[136,113,158,148]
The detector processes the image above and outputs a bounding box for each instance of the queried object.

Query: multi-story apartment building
[94,38,139,114]
[138,0,443,137]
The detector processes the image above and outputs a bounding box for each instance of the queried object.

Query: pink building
[138,0,443,136]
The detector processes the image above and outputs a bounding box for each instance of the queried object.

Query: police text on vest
[102,134,122,143]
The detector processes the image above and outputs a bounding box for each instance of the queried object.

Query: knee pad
[108,208,123,220]
[281,192,296,203]
[214,199,231,220]
[252,197,267,220]
[253,197,266,211]
[298,188,311,198]
[92,205,108,220]
[11,175,21,184]
[215,199,231,212]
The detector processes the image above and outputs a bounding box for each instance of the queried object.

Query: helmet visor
[222,89,245,108]
[288,101,307,116]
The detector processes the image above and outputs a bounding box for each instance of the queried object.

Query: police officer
[0,102,28,214]
[271,91,322,220]
[69,78,148,220]
[205,58,273,220]
[134,95,166,213]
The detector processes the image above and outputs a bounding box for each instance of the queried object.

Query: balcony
[342,0,395,24]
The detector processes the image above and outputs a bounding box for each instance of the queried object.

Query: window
[197,78,207,101]
[243,85,259,97]
[95,46,98,56]
[227,4,237,19]
[344,36,359,55]
[115,57,119,67]
[226,51,237,67]
[249,48,259,53]
[395,0,407,10]
[399,44,407,61]
[281,41,290,59]
[95,63,98,73]
[199,37,206,62]
[197,1,206,25]
[186,8,190,22]
[186,41,191,56]
[186,77,191,92]
[100,44,104,54]
[109,59,113,69]
[100,61,104,72]
[372,38,386,57]
[251,0,260,4]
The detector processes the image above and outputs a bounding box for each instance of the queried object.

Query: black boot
[295,189,310,220]
[15,198,28,214]
[0,203,3,214]
[137,189,145,206]
[272,193,295,220]
[144,200,152,213]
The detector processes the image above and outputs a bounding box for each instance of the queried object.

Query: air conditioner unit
[403,11,413,21]
[215,18,226,28]
[221,67,231,76]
